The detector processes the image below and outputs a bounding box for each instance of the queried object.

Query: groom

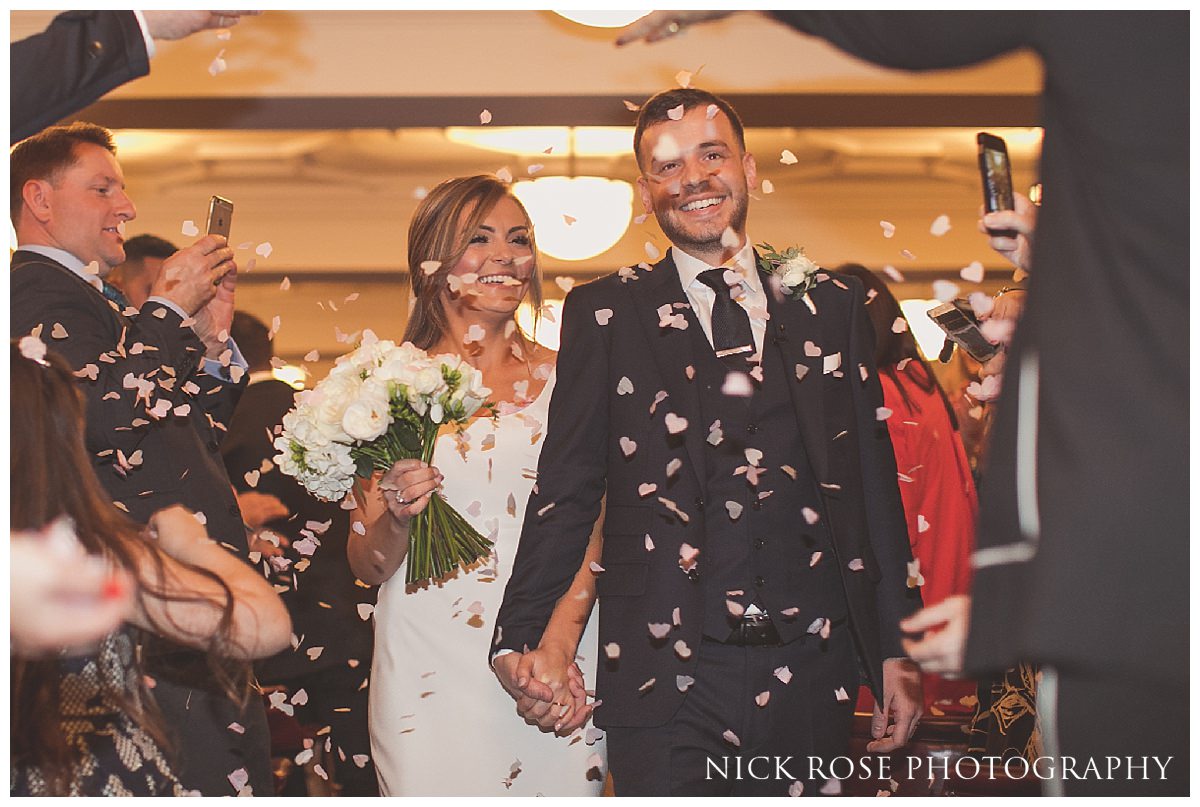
[493,88,922,796]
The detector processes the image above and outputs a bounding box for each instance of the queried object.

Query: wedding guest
[10,340,290,796]
[345,175,606,795]
[620,13,1187,795]
[10,121,272,795]
[106,233,174,310]
[11,10,259,143]
[493,89,921,796]
[834,263,978,714]
[222,311,380,796]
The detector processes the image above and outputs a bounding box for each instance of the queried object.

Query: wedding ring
[395,492,407,505]
[665,20,681,35]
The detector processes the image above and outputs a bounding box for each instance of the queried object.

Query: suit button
[209,440,220,452]
[751,500,763,511]
[754,576,765,588]
[753,538,765,549]
[746,424,758,434]
[88,39,103,58]
[694,497,705,509]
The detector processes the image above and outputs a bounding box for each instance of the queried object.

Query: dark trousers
[1052,668,1188,796]
[606,623,857,796]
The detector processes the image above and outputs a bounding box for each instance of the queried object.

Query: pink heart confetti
[848,558,864,572]
[208,49,227,76]
[876,407,893,421]
[638,678,656,693]
[638,483,657,497]
[882,264,905,283]
[675,69,692,88]
[678,543,700,572]
[780,149,798,165]
[726,599,745,617]
[590,561,606,574]
[479,108,492,124]
[725,501,743,520]
[645,241,662,260]
[789,781,805,797]
[356,603,374,620]
[645,534,655,551]
[891,317,908,334]
[901,249,916,261]
[604,643,621,659]
[930,214,952,236]
[835,686,849,702]
[760,179,775,194]
[496,166,513,183]
[664,413,687,434]
[617,376,634,395]
[676,675,695,692]
[960,261,985,284]
[822,353,841,374]
[880,220,896,238]
[623,99,640,112]
[594,308,613,326]
[721,371,754,397]
[917,514,930,533]
[243,470,260,487]
[648,622,671,639]
[804,340,821,357]
[755,691,770,707]
[774,665,793,685]
[723,729,741,747]
[802,508,820,525]
[620,436,637,457]
[181,220,200,237]
[51,323,68,339]
[932,280,960,302]
[674,639,691,659]
[256,242,273,259]
[667,104,685,120]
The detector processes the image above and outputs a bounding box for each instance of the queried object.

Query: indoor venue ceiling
[11,10,1045,379]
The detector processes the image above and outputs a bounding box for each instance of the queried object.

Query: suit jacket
[221,378,377,683]
[10,252,274,795]
[11,11,149,144]
[772,10,1188,688]
[494,255,917,728]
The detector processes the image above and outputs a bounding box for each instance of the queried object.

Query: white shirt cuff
[132,10,157,59]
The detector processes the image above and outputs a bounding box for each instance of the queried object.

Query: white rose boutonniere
[757,242,822,309]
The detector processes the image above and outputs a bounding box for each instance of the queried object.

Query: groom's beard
[652,186,750,258]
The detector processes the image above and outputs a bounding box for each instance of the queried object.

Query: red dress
[857,365,979,716]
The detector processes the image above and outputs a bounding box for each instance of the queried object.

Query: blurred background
[11,10,1043,386]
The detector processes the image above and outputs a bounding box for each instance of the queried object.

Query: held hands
[899,594,971,678]
[867,658,924,753]
[978,193,1037,272]
[494,647,593,735]
[379,459,443,525]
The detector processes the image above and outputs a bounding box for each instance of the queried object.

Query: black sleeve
[11,10,150,144]
[769,11,1031,72]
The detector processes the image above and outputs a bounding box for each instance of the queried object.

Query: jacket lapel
[627,254,709,490]
[762,267,832,483]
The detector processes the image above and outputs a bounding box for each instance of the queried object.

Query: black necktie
[696,267,755,364]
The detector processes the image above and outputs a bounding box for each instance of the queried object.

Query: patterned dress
[11,630,183,796]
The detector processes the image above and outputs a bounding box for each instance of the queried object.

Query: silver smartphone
[927,300,999,363]
[206,195,234,239]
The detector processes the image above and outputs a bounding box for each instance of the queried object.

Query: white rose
[310,373,362,428]
[342,396,391,442]
[779,254,818,289]
[410,365,445,396]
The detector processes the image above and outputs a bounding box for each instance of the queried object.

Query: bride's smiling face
[443,196,536,318]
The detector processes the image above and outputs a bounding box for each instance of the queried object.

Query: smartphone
[206,195,234,239]
[927,300,1000,363]
[977,132,1016,237]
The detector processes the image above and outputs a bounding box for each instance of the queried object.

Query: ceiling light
[513,176,633,262]
[553,11,650,28]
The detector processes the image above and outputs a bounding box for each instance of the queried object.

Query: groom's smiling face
[636,106,757,260]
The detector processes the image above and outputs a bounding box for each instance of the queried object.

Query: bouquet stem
[403,426,493,586]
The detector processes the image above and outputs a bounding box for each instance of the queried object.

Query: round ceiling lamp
[553,11,650,28]
[512,176,633,262]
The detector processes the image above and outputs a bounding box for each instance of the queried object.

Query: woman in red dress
[836,264,978,714]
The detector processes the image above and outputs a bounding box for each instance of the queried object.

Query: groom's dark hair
[633,88,746,170]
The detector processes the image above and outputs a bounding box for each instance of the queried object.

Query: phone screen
[977,134,1014,214]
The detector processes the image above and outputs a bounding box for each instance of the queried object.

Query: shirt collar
[19,244,104,292]
[671,239,762,297]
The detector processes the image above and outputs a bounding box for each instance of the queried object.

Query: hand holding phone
[977,132,1016,238]
[927,300,1000,363]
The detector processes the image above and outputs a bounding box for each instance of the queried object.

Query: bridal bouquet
[274,330,494,585]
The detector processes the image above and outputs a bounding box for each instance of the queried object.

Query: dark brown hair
[10,121,115,223]
[834,263,957,427]
[403,175,542,351]
[9,341,244,794]
[633,88,746,170]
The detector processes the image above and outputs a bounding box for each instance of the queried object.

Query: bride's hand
[515,646,593,735]
[378,459,443,524]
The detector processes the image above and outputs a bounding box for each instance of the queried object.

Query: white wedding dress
[369,370,606,796]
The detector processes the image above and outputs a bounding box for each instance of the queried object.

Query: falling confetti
[645,241,662,261]
[876,407,893,421]
[480,109,492,124]
[959,261,986,283]
[780,149,798,165]
[207,49,227,76]
[675,69,692,88]
[676,675,695,692]
[761,179,775,194]
[880,220,896,238]
[667,104,685,120]
[594,309,613,326]
[891,317,908,334]
[882,264,905,283]
[280,277,291,291]
[932,280,960,302]
[664,413,688,434]
[555,276,576,293]
[930,214,952,236]
[723,729,741,747]
[774,665,793,685]
[256,242,273,259]
[617,376,634,395]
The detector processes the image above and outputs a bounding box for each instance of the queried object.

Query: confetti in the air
[891,317,908,333]
[595,308,613,326]
[256,242,273,259]
[775,665,793,684]
[280,277,291,291]
[835,687,850,702]
[761,179,775,194]
[723,729,741,747]
[880,220,896,238]
[480,109,492,124]
[181,220,200,237]
[932,280,960,302]
[645,241,662,261]
[917,515,930,533]
[960,261,986,284]
[208,49,227,76]
[876,407,893,421]
[675,70,692,89]
[677,675,695,692]
[617,376,634,395]
[620,436,637,457]
[930,215,952,236]
[667,104,685,120]
[664,413,688,434]
[882,264,905,283]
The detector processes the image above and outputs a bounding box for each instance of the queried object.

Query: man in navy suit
[494,89,922,796]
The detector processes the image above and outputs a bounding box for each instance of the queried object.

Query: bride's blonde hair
[404,175,543,351]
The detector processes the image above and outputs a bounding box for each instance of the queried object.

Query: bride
[347,175,605,796]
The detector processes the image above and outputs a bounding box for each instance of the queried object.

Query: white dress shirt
[671,241,767,356]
